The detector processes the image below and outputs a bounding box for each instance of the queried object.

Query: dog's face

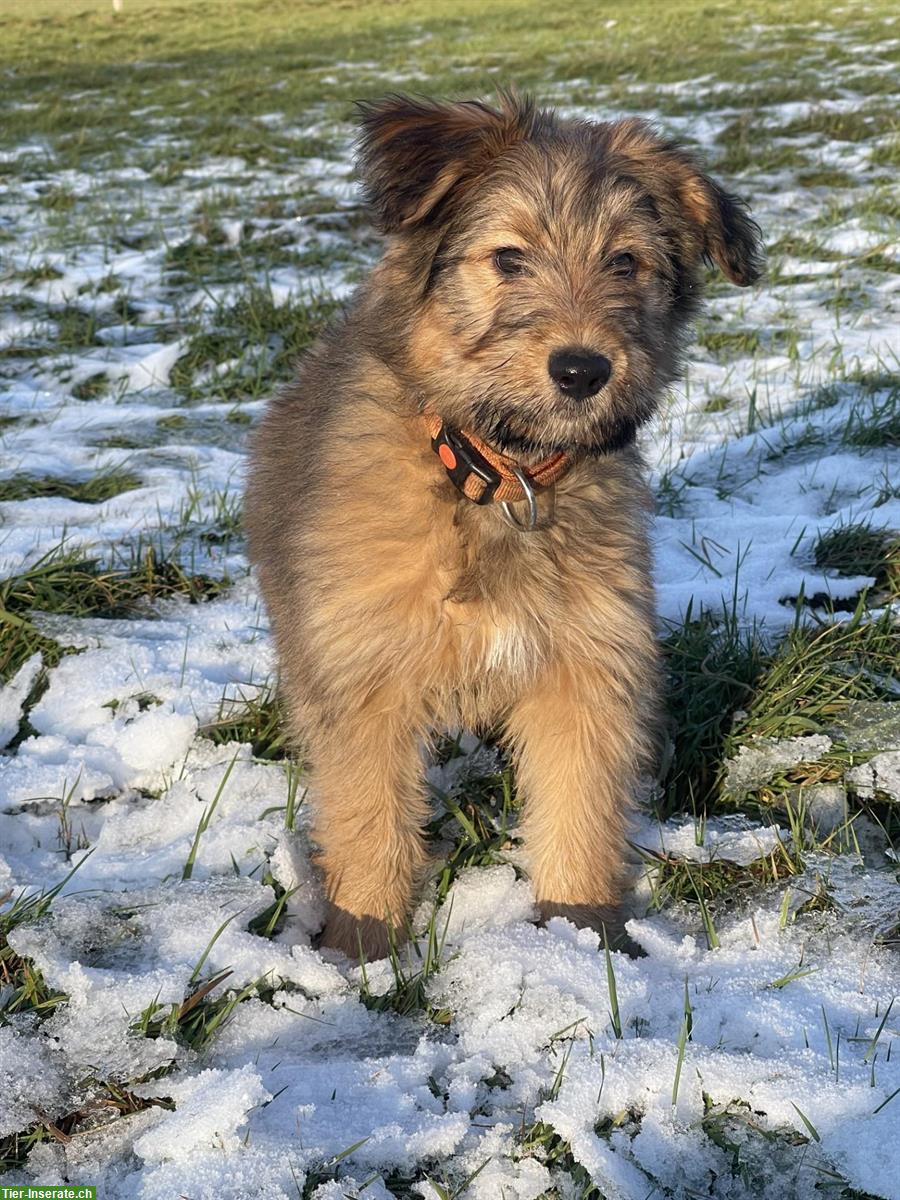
[357,94,762,458]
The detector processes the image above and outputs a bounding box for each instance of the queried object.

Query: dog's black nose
[548,348,611,401]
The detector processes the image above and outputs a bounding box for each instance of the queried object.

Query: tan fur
[245,94,761,959]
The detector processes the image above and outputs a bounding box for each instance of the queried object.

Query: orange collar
[425,414,573,505]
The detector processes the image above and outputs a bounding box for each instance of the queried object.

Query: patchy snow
[633,813,788,865]
[0,587,273,811]
[1,13,900,1199]
[724,735,835,799]
[799,853,900,939]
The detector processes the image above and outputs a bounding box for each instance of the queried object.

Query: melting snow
[1,20,900,1199]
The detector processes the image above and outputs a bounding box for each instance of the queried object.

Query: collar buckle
[430,425,502,505]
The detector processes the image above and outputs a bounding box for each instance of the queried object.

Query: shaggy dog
[245,93,762,959]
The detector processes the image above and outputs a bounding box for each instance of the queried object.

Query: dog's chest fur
[444,578,543,686]
[432,508,552,673]
[252,390,654,732]
[425,488,637,725]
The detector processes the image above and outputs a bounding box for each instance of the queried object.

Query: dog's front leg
[310,696,431,961]
[505,656,646,935]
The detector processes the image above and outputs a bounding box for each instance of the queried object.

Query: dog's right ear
[356,93,538,232]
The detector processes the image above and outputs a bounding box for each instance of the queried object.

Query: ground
[1,1,899,1197]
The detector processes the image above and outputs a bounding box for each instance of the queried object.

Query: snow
[0,1025,66,1138]
[848,752,900,802]
[1,15,899,1199]
[724,735,835,800]
[633,813,788,865]
[3,811,900,1195]
[0,652,41,750]
[132,1066,272,1164]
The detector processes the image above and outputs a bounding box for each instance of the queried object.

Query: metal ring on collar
[500,465,538,532]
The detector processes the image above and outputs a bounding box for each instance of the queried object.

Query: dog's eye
[609,252,637,278]
[494,248,527,276]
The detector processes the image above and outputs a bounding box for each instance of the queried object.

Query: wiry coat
[245,93,762,958]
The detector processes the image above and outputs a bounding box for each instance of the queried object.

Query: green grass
[795,168,859,189]
[640,841,804,914]
[702,393,732,413]
[1,0,897,170]
[729,608,899,745]
[170,285,339,401]
[659,606,769,817]
[781,108,899,143]
[134,969,273,1054]
[714,122,810,176]
[0,895,69,1025]
[814,522,900,600]
[870,137,900,168]
[427,750,518,903]
[843,386,900,448]
[697,328,762,357]
[0,856,100,1034]
[358,911,453,1025]
[0,466,142,504]
[0,297,141,359]
[864,189,900,224]
[162,237,249,283]
[768,234,844,263]
[658,602,899,817]
[199,683,290,759]
[10,262,63,285]
[0,545,229,682]
[693,327,801,360]
[517,1121,602,1196]
[162,223,354,284]
[71,371,110,400]
[129,898,287,1054]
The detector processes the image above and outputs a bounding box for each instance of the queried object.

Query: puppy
[245,93,762,959]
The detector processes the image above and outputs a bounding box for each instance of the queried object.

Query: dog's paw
[317,905,392,963]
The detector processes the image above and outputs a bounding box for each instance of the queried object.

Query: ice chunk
[800,852,900,937]
[0,1025,66,1138]
[0,653,41,751]
[634,813,788,865]
[803,782,848,834]
[832,701,900,752]
[724,735,834,799]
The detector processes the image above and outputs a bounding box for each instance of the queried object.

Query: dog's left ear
[355,92,540,233]
[675,168,764,287]
[608,120,763,287]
